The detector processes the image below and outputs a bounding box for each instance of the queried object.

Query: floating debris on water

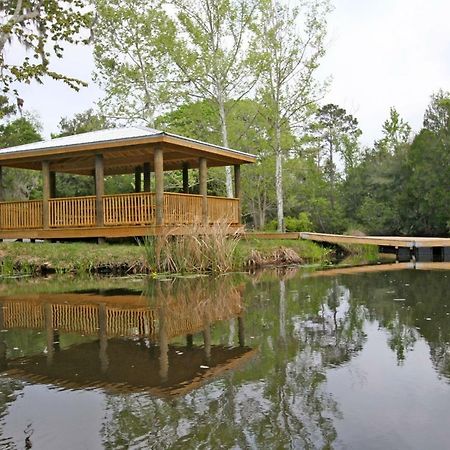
[393,298,406,302]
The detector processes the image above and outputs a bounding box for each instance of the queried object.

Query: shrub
[264,212,313,232]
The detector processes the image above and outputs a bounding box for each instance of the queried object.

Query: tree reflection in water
[0,266,448,448]
[100,273,368,449]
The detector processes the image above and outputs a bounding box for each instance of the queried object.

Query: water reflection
[0,278,254,398]
[0,264,448,449]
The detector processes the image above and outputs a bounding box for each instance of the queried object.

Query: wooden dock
[299,232,450,248]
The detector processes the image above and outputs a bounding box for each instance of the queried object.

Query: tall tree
[375,107,411,155]
[399,129,449,236]
[55,108,112,137]
[169,0,257,197]
[94,0,177,125]
[309,104,361,211]
[0,0,92,93]
[252,0,330,231]
[423,89,450,137]
[155,99,276,227]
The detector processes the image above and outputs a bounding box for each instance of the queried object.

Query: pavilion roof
[0,126,256,175]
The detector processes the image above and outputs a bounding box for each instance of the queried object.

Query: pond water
[0,262,449,449]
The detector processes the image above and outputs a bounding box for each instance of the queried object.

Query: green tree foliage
[169,0,257,197]
[0,95,15,119]
[399,129,449,236]
[0,0,92,93]
[343,92,449,236]
[0,115,42,199]
[53,109,134,196]
[156,99,278,225]
[252,0,330,231]
[55,108,112,137]
[94,0,177,125]
[307,104,361,216]
[423,89,450,136]
[375,106,411,155]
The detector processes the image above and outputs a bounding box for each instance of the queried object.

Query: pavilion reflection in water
[0,279,255,397]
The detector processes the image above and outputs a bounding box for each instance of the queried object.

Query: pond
[0,262,449,449]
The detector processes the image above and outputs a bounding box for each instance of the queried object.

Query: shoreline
[0,239,334,276]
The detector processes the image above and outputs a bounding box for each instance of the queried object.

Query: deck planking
[299,232,450,248]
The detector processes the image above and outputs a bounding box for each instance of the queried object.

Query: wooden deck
[300,232,450,248]
[0,192,240,239]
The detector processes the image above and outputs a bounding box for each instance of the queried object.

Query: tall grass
[142,223,241,274]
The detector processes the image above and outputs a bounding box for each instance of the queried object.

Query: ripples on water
[0,262,449,449]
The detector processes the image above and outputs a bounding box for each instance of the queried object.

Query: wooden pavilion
[0,127,256,240]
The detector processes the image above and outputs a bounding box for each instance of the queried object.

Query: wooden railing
[164,192,203,224]
[208,196,240,224]
[103,192,154,225]
[0,200,43,229]
[49,196,96,228]
[0,192,240,230]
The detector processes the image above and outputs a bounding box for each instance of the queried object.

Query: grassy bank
[0,238,331,276]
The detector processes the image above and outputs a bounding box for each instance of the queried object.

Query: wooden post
[143,162,151,192]
[203,324,211,363]
[234,164,241,223]
[182,162,189,194]
[158,302,169,382]
[98,303,109,373]
[95,154,104,227]
[238,316,245,347]
[44,303,54,366]
[49,171,56,198]
[134,166,142,193]
[0,166,3,202]
[42,161,50,230]
[154,147,164,226]
[199,157,208,225]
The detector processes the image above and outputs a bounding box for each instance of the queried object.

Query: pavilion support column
[234,164,241,223]
[134,166,142,193]
[238,316,245,347]
[199,157,208,225]
[143,162,151,192]
[0,166,3,202]
[0,167,2,241]
[42,161,50,230]
[182,162,189,194]
[203,322,211,364]
[98,303,109,373]
[50,171,56,198]
[95,154,105,233]
[154,147,164,227]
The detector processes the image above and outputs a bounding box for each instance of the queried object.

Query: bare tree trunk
[275,121,284,232]
[218,92,234,198]
[328,138,335,211]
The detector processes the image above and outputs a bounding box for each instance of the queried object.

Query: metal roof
[0,126,256,160]
[0,126,161,155]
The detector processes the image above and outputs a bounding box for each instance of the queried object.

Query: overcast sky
[10,0,450,146]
